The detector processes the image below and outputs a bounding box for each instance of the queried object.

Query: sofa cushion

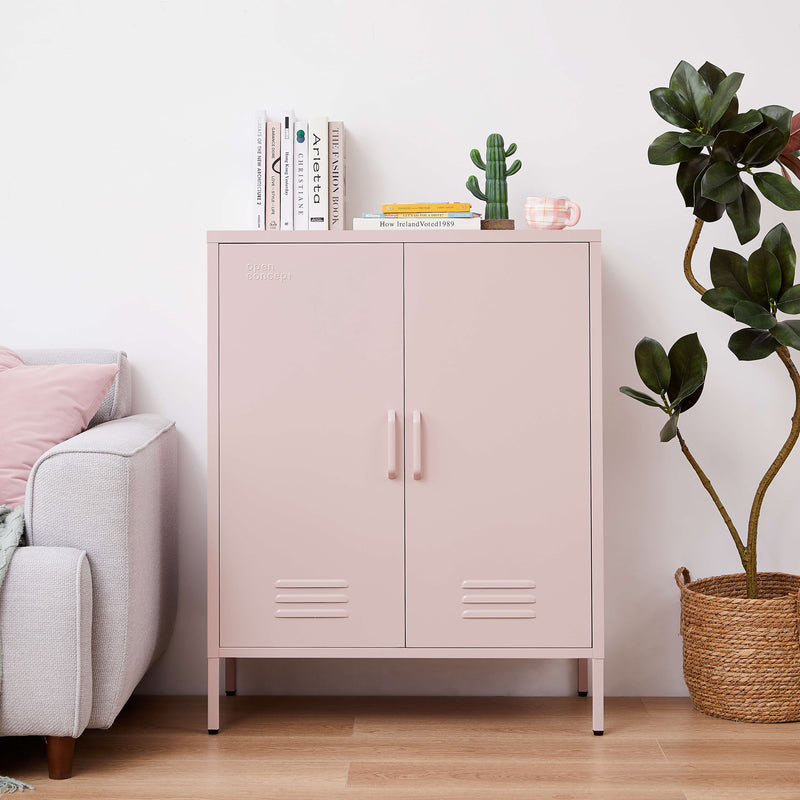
[0,346,119,506]
[15,349,131,426]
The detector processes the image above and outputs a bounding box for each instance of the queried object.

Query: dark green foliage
[648,61,800,243]
[620,334,707,442]
[701,224,800,360]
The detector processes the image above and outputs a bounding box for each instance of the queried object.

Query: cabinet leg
[208,658,220,734]
[592,658,604,735]
[46,736,76,780]
[577,658,588,696]
[225,657,237,695]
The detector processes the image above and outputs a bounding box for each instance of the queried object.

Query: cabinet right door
[404,242,593,648]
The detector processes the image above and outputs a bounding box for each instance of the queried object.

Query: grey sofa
[0,349,177,779]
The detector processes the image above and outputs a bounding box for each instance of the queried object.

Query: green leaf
[762,223,796,295]
[634,337,671,394]
[667,333,707,408]
[660,413,680,443]
[747,247,783,304]
[777,284,800,314]
[619,386,663,407]
[728,328,780,360]
[694,194,726,223]
[676,156,709,207]
[706,72,743,130]
[754,172,800,210]
[772,320,800,350]
[721,109,763,134]
[710,130,749,164]
[742,129,789,168]
[650,87,696,130]
[726,183,761,244]
[648,132,699,165]
[702,286,749,317]
[733,299,777,329]
[698,61,727,92]
[701,160,743,204]
[678,131,715,148]
[709,247,751,294]
[669,61,711,123]
[759,105,793,137]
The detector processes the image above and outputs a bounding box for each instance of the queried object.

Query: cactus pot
[480,219,515,230]
[675,567,800,722]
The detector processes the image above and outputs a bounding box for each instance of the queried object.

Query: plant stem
[744,346,800,598]
[676,429,746,563]
[684,217,706,296]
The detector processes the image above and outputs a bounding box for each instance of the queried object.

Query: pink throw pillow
[0,346,119,506]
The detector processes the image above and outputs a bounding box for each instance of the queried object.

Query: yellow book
[381,201,471,213]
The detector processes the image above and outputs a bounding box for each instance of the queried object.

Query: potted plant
[620,60,800,722]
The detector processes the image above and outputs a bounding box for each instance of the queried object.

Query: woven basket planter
[676,567,800,723]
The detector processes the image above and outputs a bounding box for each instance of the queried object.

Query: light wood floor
[4,695,800,799]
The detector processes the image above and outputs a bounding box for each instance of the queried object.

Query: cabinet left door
[215,243,405,648]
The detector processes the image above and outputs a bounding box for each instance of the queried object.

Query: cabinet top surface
[208,229,601,244]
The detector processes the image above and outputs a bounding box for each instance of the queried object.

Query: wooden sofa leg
[46,736,76,779]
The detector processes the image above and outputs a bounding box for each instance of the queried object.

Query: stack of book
[254,111,346,231]
[352,202,481,230]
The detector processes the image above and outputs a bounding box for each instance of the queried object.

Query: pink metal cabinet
[404,243,591,648]
[216,243,405,649]
[208,230,604,735]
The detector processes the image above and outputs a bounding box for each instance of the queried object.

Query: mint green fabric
[0,505,24,587]
[0,506,30,793]
[0,505,25,689]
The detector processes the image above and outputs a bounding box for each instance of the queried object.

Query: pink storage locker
[208,230,604,735]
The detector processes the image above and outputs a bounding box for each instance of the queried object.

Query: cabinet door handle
[387,410,397,479]
[412,410,422,480]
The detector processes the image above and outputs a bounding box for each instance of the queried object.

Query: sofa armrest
[0,547,92,738]
[24,413,177,728]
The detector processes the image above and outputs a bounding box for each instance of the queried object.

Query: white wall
[3,0,800,698]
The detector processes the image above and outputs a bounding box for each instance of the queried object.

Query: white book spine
[328,121,346,231]
[254,111,266,229]
[266,121,281,231]
[293,121,309,230]
[352,216,481,231]
[308,116,329,230]
[280,111,294,230]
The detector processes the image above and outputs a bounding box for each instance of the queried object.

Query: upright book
[266,120,281,231]
[280,111,294,230]
[254,111,266,229]
[328,121,346,231]
[308,117,329,230]
[293,121,309,230]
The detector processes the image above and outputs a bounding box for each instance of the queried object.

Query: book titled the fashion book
[328,121,346,231]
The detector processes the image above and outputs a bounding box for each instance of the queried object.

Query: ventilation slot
[274,579,350,619]
[461,579,536,620]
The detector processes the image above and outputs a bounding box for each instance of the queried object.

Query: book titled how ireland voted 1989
[352,215,481,230]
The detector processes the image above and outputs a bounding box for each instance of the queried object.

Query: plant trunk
[682,219,800,599]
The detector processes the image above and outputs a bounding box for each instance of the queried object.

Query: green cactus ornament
[466,133,522,219]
